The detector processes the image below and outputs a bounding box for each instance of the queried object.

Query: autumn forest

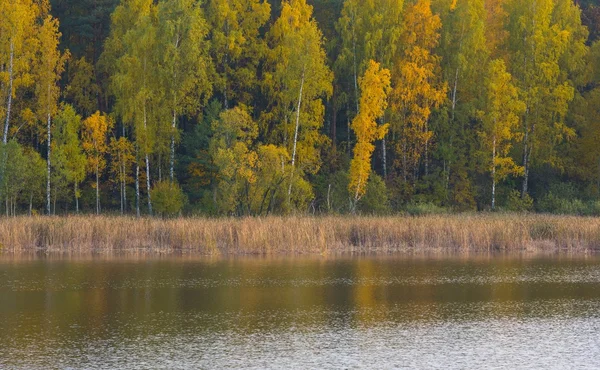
[2,0,600,216]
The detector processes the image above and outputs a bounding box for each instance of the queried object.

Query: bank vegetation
[1,214,599,255]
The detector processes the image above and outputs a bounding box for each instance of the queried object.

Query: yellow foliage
[391,0,446,182]
[82,111,114,181]
[349,60,391,203]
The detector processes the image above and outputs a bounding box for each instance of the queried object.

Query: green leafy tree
[151,180,185,217]
[263,0,333,209]
[65,57,100,118]
[478,59,526,210]
[157,0,213,182]
[210,106,258,214]
[82,111,114,214]
[206,0,270,109]
[109,136,135,214]
[35,14,69,214]
[505,0,580,197]
[53,104,87,212]
[23,147,47,215]
[0,141,26,215]
[105,0,158,216]
[0,0,43,144]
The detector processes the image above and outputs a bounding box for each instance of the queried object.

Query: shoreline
[1,214,600,256]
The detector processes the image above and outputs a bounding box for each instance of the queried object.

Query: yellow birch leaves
[349,60,391,203]
[82,112,113,186]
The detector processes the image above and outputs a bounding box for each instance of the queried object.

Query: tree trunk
[158,152,162,183]
[402,140,407,183]
[123,162,127,214]
[451,67,459,122]
[521,115,530,198]
[120,166,124,215]
[287,68,305,201]
[135,162,140,217]
[146,154,152,215]
[492,135,496,211]
[142,93,152,215]
[29,193,33,216]
[331,89,337,149]
[119,163,123,215]
[347,117,351,154]
[327,183,332,212]
[425,139,429,177]
[170,105,176,182]
[75,182,79,213]
[46,112,51,215]
[96,162,100,214]
[4,40,14,144]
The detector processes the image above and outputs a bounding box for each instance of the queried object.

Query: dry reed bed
[0,214,599,254]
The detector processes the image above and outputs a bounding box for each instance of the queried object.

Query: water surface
[1,255,600,369]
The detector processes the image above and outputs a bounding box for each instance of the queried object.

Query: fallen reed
[0,214,599,255]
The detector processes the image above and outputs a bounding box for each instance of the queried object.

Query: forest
[2,0,600,216]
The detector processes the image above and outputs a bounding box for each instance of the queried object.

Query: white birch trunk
[46,112,51,215]
[382,136,387,179]
[4,40,14,144]
[170,106,176,182]
[75,182,79,213]
[123,162,127,214]
[522,115,529,198]
[96,162,100,214]
[287,69,305,200]
[120,162,124,215]
[146,154,152,215]
[135,161,140,217]
[492,135,496,211]
[143,97,152,215]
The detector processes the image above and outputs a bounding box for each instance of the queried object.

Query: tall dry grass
[0,214,599,254]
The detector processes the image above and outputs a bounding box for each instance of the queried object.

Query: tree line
[1,0,600,216]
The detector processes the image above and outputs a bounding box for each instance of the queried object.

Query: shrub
[506,190,533,212]
[358,173,390,215]
[404,202,449,216]
[151,181,186,217]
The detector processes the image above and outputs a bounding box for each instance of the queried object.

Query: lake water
[1,255,600,369]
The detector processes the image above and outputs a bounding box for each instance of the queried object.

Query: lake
[1,255,600,369]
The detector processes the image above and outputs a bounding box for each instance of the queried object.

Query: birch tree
[390,0,446,186]
[53,104,86,212]
[0,0,42,144]
[349,60,391,211]
[106,0,158,215]
[157,0,213,183]
[82,111,113,214]
[264,0,333,208]
[109,136,135,214]
[336,0,404,174]
[505,0,580,197]
[206,0,270,109]
[209,106,258,214]
[479,59,525,210]
[34,15,69,215]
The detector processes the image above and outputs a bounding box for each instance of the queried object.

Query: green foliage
[404,202,449,216]
[210,106,258,215]
[151,181,186,216]
[506,190,533,212]
[357,173,390,214]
